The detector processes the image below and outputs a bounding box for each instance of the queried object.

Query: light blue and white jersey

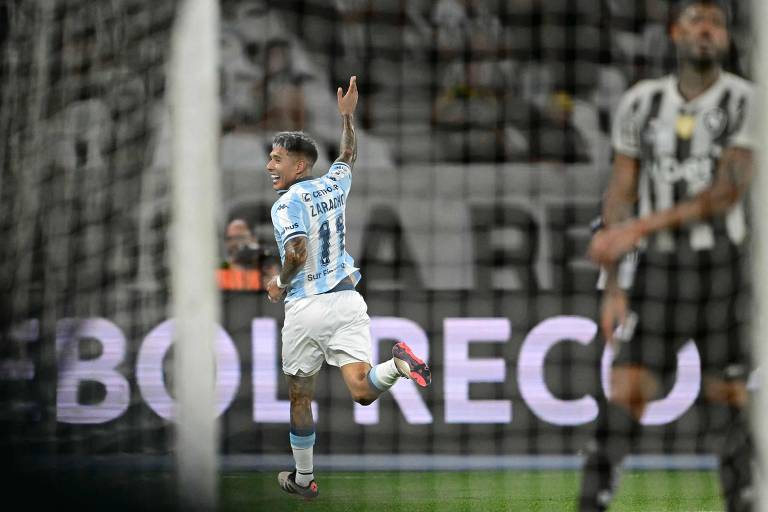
[270,161,361,302]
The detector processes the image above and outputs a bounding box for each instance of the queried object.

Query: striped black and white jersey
[612,71,756,251]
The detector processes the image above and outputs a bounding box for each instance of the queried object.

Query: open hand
[337,76,359,117]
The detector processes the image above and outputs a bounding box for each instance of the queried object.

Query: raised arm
[335,76,358,168]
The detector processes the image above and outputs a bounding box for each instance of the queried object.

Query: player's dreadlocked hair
[272,131,319,167]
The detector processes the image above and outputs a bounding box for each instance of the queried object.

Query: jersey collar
[276,175,315,196]
[668,71,727,109]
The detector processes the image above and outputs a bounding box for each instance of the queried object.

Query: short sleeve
[729,88,757,149]
[323,161,353,192]
[271,197,307,246]
[611,89,642,159]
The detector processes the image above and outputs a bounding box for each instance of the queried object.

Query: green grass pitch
[221,470,724,511]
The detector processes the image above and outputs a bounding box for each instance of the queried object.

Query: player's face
[265,145,305,191]
[672,5,729,68]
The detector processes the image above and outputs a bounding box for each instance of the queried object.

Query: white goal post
[169,0,221,509]
[752,0,768,511]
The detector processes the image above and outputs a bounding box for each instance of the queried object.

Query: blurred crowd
[219,0,751,166]
[32,0,751,291]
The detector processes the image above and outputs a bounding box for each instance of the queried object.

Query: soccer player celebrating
[265,76,432,499]
[580,1,755,511]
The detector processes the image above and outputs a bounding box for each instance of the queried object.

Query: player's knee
[609,367,655,419]
[609,387,647,420]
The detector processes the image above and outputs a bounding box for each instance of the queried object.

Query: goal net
[0,0,763,509]
[0,0,183,507]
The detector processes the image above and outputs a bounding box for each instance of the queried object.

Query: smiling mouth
[269,173,279,185]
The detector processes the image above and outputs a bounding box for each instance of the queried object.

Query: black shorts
[612,235,751,381]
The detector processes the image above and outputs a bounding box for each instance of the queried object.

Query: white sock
[293,447,314,486]
[290,432,315,486]
[368,358,402,392]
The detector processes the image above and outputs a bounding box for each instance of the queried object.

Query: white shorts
[281,290,373,376]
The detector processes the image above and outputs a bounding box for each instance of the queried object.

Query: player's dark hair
[272,131,319,166]
[667,0,740,75]
[673,0,731,24]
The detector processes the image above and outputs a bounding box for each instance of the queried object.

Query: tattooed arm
[266,237,308,303]
[336,76,358,168]
[590,147,753,268]
[632,147,752,236]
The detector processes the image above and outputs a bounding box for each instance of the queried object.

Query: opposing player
[580,1,755,511]
[265,76,432,499]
